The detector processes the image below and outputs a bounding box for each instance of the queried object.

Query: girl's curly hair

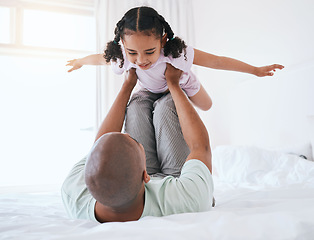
[104,6,187,68]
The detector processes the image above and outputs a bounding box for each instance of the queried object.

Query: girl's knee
[127,95,153,115]
[154,94,177,121]
[199,98,212,111]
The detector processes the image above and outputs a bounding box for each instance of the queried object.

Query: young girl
[67,6,284,111]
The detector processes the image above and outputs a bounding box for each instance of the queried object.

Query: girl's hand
[255,64,284,77]
[124,68,138,89]
[66,59,83,72]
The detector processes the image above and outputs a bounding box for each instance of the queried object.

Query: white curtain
[94,0,195,127]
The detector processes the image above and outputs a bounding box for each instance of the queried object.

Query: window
[23,9,95,51]
[0,0,96,187]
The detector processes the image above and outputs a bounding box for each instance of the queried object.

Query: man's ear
[161,34,168,48]
[143,170,151,183]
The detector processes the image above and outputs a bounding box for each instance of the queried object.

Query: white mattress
[1,145,314,240]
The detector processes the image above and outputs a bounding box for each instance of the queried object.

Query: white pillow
[308,116,314,160]
[273,142,313,162]
[212,145,314,187]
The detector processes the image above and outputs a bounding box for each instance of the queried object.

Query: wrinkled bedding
[1,145,314,240]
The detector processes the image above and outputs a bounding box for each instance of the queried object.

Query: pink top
[111,45,200,97]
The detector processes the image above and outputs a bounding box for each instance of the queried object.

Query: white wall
[192,0,314,149]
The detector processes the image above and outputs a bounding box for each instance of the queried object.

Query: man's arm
[94,69,137,142]
[165,64,212,172]
[193,48,284,77]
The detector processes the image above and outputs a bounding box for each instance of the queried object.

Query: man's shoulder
[141,159,214,218]
[181,159,211,175]
[146,159,211,186]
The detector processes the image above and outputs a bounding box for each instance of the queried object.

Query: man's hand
[124,68,138,89]
[165,63,183,87]
[254,64,284,77]
[66,59,83,72]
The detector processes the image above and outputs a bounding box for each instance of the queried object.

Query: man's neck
[94,186,145,223]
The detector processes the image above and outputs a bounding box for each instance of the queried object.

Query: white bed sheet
[1,146,314,240]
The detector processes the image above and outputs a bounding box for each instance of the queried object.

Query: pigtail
[158,15,187,60]
[164,36,187,60]
[104,7,188,67]
[104,18,125,68]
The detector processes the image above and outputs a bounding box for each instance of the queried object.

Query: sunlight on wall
[0,55,96,186]
[0,3,97,187]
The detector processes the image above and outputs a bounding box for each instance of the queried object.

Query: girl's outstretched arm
[193,48,284,77]
[66,54,109,72]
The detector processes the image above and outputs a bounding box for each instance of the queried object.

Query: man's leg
[124,90,163,175]
[153,92,190,177]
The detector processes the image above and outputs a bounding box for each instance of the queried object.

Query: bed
[1,144,314,240]
[2,63,314,240]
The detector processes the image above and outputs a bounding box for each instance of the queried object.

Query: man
[61,64,214,222]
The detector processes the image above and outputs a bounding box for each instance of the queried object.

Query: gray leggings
[124,90,190,177]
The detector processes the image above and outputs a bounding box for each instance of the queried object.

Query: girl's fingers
[272,64,284,70]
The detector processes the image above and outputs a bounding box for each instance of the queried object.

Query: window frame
[0,0,95,58]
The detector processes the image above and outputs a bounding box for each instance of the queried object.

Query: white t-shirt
[111,45,201,97]
[61,158,214,221]
[141,160,214,217]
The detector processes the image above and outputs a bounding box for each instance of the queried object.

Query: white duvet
[1,145,314,240]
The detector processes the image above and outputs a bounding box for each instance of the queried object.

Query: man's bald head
[85,132,146,211]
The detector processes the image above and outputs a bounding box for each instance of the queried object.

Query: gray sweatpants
[124,90,190,178]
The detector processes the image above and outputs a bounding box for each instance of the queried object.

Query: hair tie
[113,40,118,44]
[170,37,175,41]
